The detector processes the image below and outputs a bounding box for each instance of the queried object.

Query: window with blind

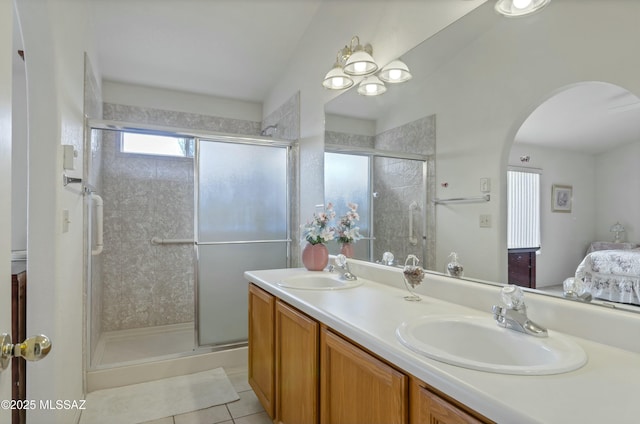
[507,169,541,249]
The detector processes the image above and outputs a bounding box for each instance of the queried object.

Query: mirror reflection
[323,0,640,312]
[509,81,640,310]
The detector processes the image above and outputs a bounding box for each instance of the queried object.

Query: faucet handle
[335,254,348,267]
[492,305,506,324]
[500,285,525,310]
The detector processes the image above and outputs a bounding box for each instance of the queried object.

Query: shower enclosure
[324,149,428,265]
[85,122,291,370]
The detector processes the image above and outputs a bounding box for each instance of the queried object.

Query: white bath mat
[79,367,240,424]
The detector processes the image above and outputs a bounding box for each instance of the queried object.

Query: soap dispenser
[446,252,464,278]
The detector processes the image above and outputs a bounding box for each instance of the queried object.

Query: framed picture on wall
[551,184,572,213]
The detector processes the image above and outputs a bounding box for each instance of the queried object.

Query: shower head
[260,124,278,137]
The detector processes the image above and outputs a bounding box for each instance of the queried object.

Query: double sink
[277,272,587,376]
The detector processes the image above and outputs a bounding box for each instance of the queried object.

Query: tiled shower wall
[326,115,436,270]
[100,103,261,331]
[262,92,301,266]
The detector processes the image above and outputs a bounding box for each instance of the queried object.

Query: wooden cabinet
[248,284,319,423]
[507,248,537,288]
[275,300,318,424]
[248,284,276,418]
[320,327,408,424]
[248,283,491,424]
[410,378,491,424]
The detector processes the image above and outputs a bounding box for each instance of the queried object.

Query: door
[1,0,14,420]
[196,139,289,346]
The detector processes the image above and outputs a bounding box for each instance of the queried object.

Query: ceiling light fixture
[322,35,411,96]
[495,0,550,17]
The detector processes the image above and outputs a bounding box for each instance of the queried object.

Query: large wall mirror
[323,0,640,313]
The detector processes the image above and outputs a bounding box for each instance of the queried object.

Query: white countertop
[245,265,640,424]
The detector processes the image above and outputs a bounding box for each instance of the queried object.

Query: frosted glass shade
[357,75,386,96]
[344,49,378,76]
[379,59,412,83]
[323,65,354,90]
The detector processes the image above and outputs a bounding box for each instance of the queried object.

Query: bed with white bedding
[575,249,640,305]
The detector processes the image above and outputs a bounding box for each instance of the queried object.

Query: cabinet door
[320,328,408,424]
[275,300,319,424]
[248,284,275,418]
[411,380,489,424]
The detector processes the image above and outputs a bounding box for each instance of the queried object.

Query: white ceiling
[89,0,323,102]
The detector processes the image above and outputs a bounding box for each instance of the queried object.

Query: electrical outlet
[479,214,491,228]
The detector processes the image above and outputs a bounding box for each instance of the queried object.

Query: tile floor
[140,366,271,424]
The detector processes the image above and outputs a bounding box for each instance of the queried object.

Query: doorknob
[0,333,52,371]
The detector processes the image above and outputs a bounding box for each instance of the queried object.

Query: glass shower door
[196,139,289,347]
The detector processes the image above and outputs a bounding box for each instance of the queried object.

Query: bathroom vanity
[245,259,640,424]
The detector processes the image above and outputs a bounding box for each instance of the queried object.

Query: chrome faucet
[329,254,357,281]
[492,285,548,338]
[377,251,395,266]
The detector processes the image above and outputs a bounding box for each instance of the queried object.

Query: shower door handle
[91,193,104,255]
[0,333,52,372]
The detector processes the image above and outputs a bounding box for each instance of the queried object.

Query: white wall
[15,0,97,421]
[595,141,640,243]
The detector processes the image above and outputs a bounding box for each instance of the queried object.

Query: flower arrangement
[301,203,336,245]
[336,203,362,244]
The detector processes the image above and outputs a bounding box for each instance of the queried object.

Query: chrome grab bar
[91,193,104,256]
[151,237,195,245]
[196,239,291,245]
[408,201,418,246]
[150,238,292,246]
[433,194,490,204]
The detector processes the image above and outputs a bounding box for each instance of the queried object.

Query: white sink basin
[277,273,363,290]
[396,315,587,375]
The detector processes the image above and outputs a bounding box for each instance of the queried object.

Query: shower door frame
[325,144,429,265]
[85,119,293,369]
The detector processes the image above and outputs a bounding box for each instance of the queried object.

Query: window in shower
[120,132,195,158]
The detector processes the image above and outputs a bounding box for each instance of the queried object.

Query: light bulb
[389,69,402,81]
[354,62,367,73]
[332,77,344,88]
[365,83,377,94]
[513,0,532,9]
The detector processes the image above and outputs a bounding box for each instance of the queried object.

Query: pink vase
[340,243,354,258]
[302,243,329,271]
